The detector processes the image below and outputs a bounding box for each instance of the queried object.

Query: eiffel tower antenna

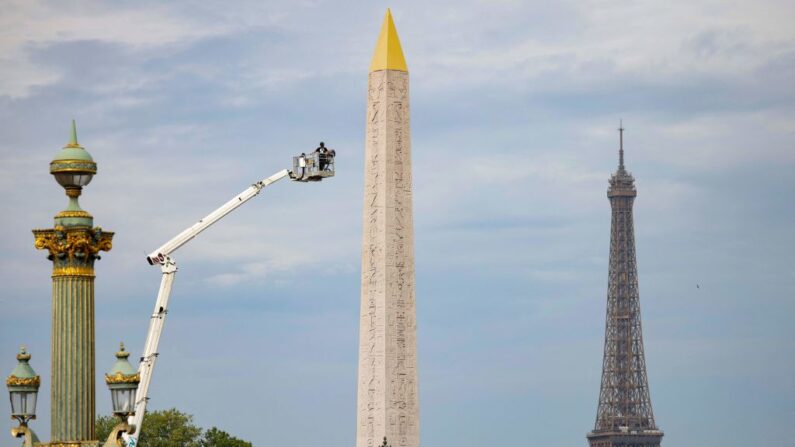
[619,119,625,170]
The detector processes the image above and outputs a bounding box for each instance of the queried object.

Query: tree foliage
[200,427,253,447]
[137,408,202,447]
[96,409,251,447]
[96,414,120,443]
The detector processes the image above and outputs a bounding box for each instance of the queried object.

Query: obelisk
[356,9,419,447]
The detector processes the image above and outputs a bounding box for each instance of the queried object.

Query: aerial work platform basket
[290,144,335,182]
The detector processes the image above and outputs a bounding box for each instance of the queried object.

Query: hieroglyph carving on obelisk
[356,9,419,447]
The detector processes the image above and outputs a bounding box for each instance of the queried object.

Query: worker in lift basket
[327,147,336,169]
[298,152,307,178]
[316,142,329,171]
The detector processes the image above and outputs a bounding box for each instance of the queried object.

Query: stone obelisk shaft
[356,10,419,447]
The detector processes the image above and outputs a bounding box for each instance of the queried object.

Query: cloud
[0,1,240,97]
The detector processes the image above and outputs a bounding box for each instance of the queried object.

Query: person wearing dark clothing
[317,142,330,171]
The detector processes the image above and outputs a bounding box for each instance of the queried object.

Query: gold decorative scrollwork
[33,228,113,260]
[6,375,40,387]
[105,372,140,385]
[34,231,60,254]
[96,233,113,252]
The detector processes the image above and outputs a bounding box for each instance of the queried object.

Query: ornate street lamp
[104,343,139,447]
[50,119,97,227]
[6,347,40,447]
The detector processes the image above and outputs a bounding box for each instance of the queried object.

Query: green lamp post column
[32,121,113,446]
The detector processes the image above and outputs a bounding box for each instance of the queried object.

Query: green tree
[96,414,118,442]
[138,408,202,447]
[200,427,253,447]
[95,409,200,446]
[96,409,251,447]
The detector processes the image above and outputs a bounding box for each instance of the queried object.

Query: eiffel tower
[587,125,664,447]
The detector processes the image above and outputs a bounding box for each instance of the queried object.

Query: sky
[0,0,793,446]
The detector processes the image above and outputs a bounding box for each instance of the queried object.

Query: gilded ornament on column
[6,376,41,387]
[33,228,113,260]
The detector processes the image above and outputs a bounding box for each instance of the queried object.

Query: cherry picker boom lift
[124,148,335,447]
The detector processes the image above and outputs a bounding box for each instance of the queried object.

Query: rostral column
[356,9,419,447]
[33,121,113,446]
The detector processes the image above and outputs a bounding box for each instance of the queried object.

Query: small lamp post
[6,347,40,447]
[103,343,140,447]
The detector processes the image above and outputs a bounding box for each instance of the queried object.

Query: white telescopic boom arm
[146,169,290,264]
[126,168,291,447]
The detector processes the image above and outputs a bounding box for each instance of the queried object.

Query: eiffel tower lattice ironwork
[587,124,664,447]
